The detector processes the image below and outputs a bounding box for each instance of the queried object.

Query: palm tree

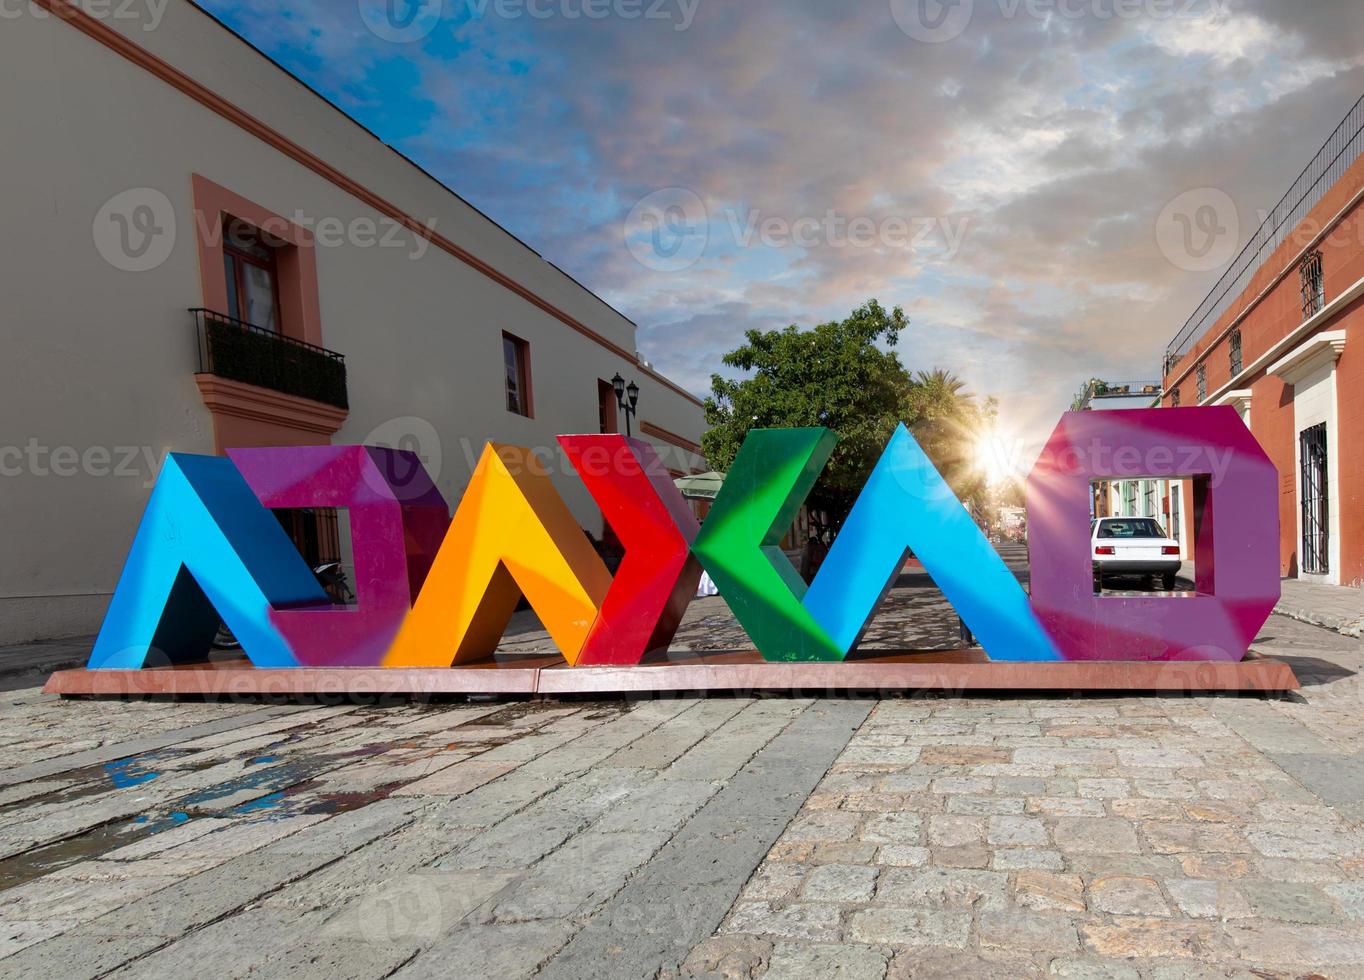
[904,369,993,509]
[907,369,977,422]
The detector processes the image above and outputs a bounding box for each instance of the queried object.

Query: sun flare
[975,431,1024,487]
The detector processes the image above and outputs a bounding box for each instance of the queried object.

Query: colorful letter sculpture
[559,435,702,665]
[383,444,612,668]
[806,425,1061,662]
[691,428,845,662]
[228,446,448,667]
[89,454,329,669]
[88,407,1282,674]
[1026,408,1280,661]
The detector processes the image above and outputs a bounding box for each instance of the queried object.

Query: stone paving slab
[536,700,872,979]
[0,688,853,977]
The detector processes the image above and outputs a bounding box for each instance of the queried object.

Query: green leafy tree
[702,300,911,533]
[703,301,1003,537]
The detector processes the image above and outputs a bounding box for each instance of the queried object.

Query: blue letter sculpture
[89,454,329,669]
[805,425,1060,661]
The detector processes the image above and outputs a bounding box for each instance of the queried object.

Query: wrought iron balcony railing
[1165,93,1364,371]
[192,308,348,410]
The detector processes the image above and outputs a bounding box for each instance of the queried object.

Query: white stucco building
[0,0,707,644]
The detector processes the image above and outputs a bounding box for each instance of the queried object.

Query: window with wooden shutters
[502,333,532,417]
[1300,251,1324,319]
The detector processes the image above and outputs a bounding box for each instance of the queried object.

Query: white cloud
[202,0,1364,441]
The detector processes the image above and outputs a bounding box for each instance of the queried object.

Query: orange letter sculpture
[383,444,611,667]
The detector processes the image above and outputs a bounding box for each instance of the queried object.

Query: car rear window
[1098,519,1166,539]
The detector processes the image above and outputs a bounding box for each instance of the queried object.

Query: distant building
[0,1,705,643]
[1161,95,1362,588]
[998,506,1027,541]
[1092,480,1175,543]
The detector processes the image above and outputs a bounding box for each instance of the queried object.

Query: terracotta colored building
[1162,96,1363,588]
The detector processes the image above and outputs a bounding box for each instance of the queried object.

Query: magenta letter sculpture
[1026,407,1279,661]
[229,446,449,667]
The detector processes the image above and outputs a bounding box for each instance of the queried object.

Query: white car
[1091,517,1183,591]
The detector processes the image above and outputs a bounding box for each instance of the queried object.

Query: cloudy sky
[199,0,1364,449]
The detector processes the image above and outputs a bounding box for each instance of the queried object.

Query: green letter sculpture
[691,428,844,661]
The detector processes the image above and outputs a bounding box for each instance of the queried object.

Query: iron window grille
[1300,250,1325,320]
[1196,364,1207,403]
[1170,387,1180,407]
[1229,328,1242,377]
[274,508,342,568]
[1299,422,1329,575]
[191,309,348,410]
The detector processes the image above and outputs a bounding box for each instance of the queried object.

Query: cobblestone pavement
[694,613,1364,980]
[0,566,1361,976]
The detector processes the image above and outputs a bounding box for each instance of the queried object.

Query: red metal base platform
[44,649,1299,698]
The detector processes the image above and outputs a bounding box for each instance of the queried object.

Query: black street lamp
[611,373,640,437]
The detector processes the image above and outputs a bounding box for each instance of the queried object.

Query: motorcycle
[212,561,355,650]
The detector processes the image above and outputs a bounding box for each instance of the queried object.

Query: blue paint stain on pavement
[103,759,160,789]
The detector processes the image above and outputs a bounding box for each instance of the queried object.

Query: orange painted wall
[1165,151,1364,393]
[1163,151,1364,585]
[212,414,332,450]
[1248,374,1298,577]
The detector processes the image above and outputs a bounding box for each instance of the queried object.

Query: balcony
[192,308,348,410]
[1164,94,1363,371]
